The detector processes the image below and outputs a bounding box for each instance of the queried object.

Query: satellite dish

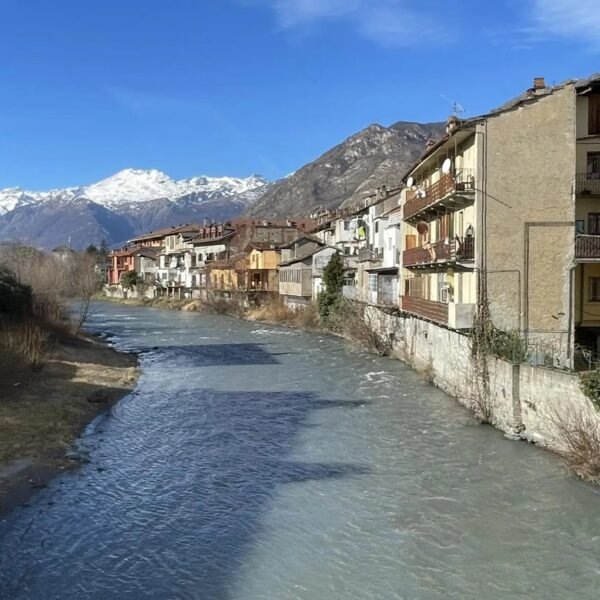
[442,158,453,174]
[416,221,429,235]
[406,176,415,188]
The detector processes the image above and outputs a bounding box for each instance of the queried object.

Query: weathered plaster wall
[482,86,576,342]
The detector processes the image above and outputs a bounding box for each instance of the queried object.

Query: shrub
[121,271,141,290]
[552,407,600,483]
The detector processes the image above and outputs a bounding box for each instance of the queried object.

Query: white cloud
[531,0,600,46]
[246,0,448,46]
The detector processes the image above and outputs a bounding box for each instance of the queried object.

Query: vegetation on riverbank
[0,245,139,516]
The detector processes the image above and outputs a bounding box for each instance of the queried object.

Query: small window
[344,221,350,231]
[369,274,378,293]
[576,220,585,234]
[589,213,600,235]
[588,95,600,135]
[590,277,600,302]
[587,152,600,179]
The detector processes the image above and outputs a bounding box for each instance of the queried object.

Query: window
[369,274,378,293]
[576,220,585,234]
[590,277,600,302]
[344,246,351,255]
[589,95,600,135]
[588,213,600,235]
[587,152,600,179]
[375,222,379,234]
[344,221,350,231]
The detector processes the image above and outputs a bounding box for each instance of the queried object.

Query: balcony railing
[404,170,475,221]
[576,234,600,259]
[401,296,449,324]
[403,237,475,268]
[576,173,600,195]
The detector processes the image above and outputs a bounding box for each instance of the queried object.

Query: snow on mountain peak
[0,169,269,213]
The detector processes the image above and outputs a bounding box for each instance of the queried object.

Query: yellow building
[247,243,280,292]
[401,117,478,330]
[208,255,248,291]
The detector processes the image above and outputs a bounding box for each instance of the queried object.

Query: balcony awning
[365,266,399,274]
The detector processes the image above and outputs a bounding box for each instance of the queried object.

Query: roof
[278,234,324,250]
[130,223,201,243]
[279,246,323,267]
[52,245,75,253]
[190,230,236,246]
[402,73,600,183]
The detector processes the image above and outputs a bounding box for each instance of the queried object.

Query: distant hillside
[248,121,445,217]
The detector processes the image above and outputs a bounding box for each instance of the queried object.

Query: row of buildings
[107,75,600,369]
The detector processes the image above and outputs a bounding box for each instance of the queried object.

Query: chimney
[426,138,436,150]
[533,77,545,91]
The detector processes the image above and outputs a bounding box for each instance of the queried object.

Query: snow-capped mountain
[0,169,267,215]
[0,169,269,248]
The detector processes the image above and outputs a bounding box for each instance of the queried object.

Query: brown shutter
[588,95,600,135]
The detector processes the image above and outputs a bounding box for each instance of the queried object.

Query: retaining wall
[368,307,598,452]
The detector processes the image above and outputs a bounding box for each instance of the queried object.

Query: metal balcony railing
[404,169,475,221]
[576,173,600,195]
[403,237,475,267]
[576,234,600,259]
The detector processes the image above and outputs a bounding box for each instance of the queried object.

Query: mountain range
[0,120,444,249]
[0,170,268,249]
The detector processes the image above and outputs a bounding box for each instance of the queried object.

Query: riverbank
[0,330,138,518]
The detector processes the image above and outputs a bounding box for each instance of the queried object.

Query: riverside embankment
[0,331,138,517]
[0,303,599,599]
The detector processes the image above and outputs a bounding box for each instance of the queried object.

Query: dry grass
[552,408,600,482]
[247,297,321,330]
[0,333,138,468]
[331,299,392,356]
[1,319,48,368]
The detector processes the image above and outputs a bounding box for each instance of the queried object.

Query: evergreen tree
[318,252,344,324]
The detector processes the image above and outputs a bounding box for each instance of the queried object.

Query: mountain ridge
[247,120,445,217]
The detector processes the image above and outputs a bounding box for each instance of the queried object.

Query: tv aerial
[441,94,466,118]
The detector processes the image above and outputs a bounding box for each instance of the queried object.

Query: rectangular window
[587,152,600,179]
[369,274,378,293]
[576,220,585,234]
[588,213,600,235]
[344,221,350,231]
[589,95,600,135]
[590,277,600,302]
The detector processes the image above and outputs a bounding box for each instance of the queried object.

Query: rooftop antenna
[441,94,466,118]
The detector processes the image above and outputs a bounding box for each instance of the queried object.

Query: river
[0,303,599,599]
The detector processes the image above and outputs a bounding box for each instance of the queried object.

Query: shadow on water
[0,344,370,600]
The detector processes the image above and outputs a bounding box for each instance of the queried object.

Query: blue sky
[1,0,599,190]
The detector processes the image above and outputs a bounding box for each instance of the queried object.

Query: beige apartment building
[401,75,600,366]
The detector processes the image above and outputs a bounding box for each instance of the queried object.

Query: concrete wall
[482,86,577,342]
[368,305,599,452]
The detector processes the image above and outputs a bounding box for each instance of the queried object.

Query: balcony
[404,170,475,222]
[576,173,600,196]
[401,296,448,324]
[576,234,600,260]
[403,237,475,268]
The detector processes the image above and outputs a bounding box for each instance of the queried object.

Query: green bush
[0,269,32,318]
[121,271,141,289]
[580,370,600,412]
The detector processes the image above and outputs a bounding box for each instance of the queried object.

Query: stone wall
[368,306,598,453]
